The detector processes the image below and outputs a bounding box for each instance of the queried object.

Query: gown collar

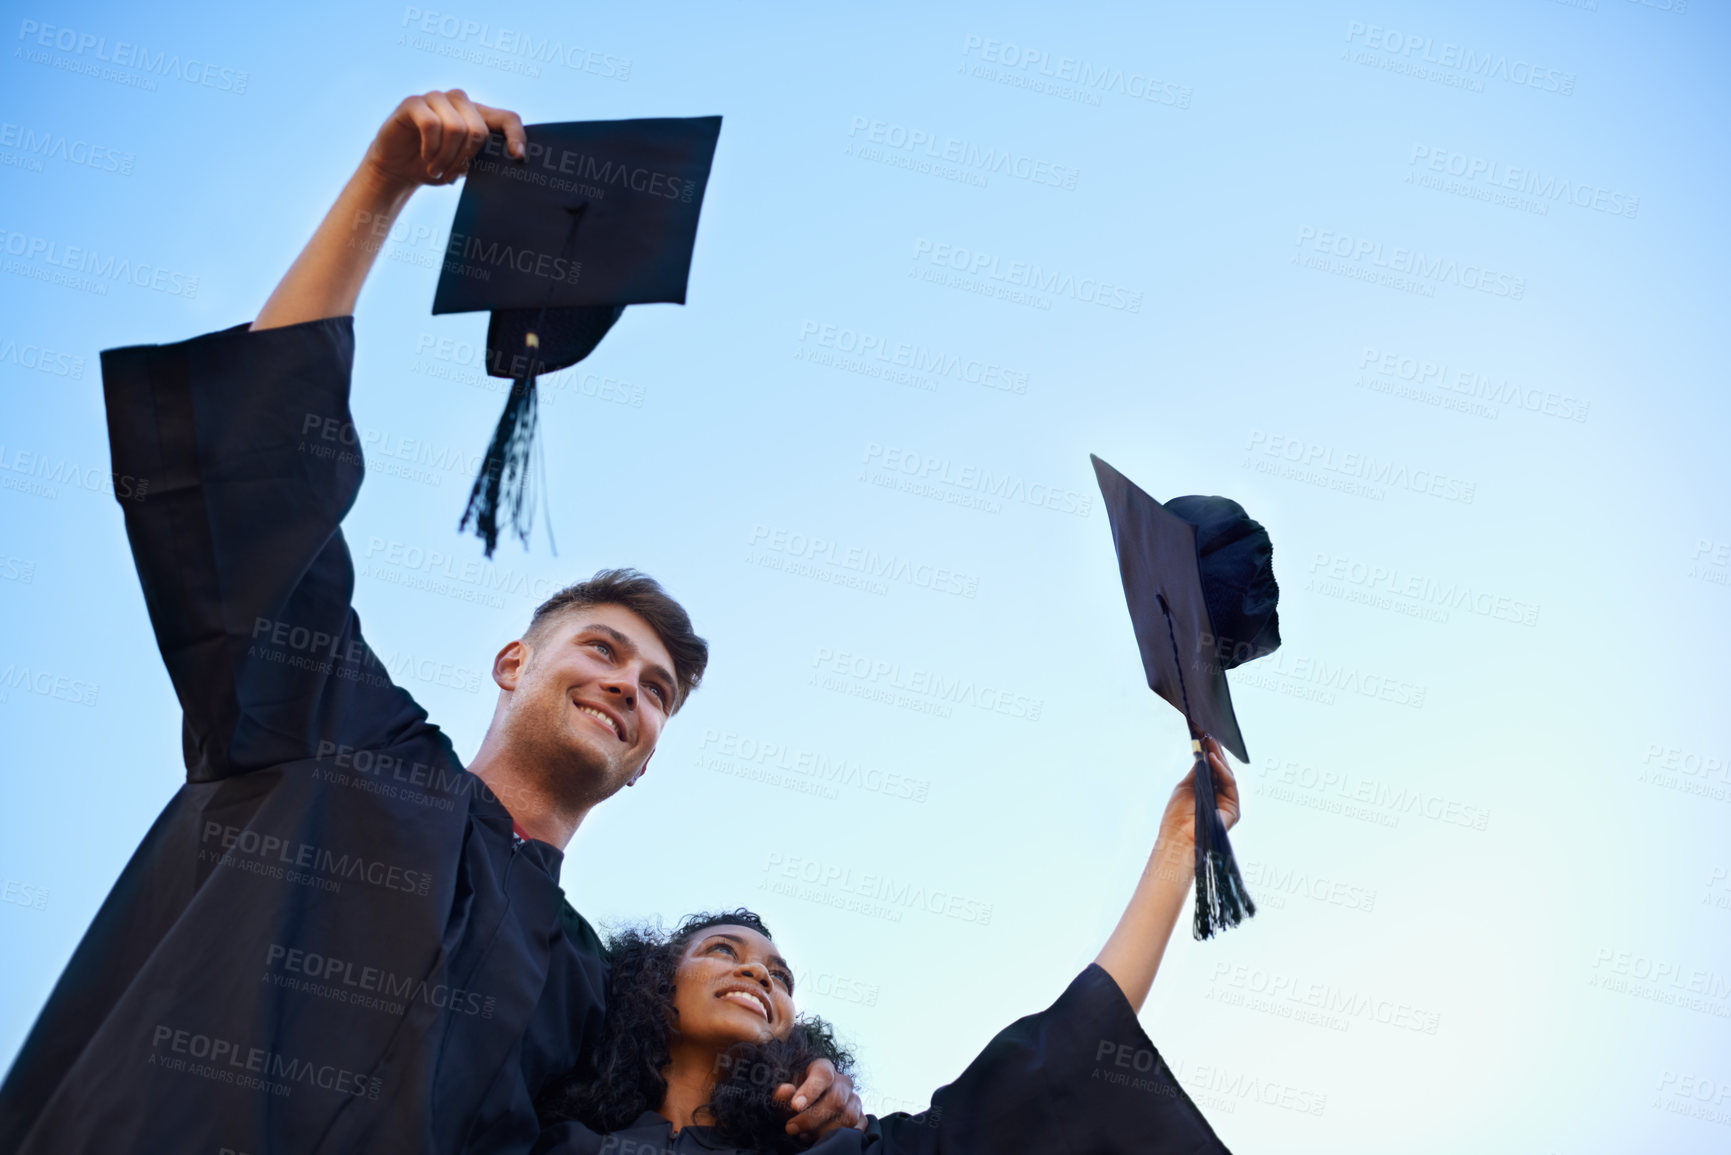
[623,1109,730,1151]
[469,772,566,882]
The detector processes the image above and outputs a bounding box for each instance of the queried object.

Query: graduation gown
[0,318,607,1155]
[532,964,1231,1155]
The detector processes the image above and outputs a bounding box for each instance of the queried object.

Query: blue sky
[2,2,1728,1151]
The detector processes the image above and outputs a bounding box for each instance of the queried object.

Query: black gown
[0,319,608,1155]
[532,964,1231,1155]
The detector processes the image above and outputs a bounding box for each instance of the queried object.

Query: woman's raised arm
[1093,736,1241,1012]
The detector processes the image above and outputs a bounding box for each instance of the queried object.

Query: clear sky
[2,2,1728,1151]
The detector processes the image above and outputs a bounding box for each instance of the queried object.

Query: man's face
[497,602,679,803]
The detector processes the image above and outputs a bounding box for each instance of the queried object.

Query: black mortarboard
[1091,454,1282,939]
[433,115,723,554]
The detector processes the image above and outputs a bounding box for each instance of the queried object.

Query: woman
[533,740,1241,1154]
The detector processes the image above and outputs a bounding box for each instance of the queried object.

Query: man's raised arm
[100,91,527,780]
[253,90,524,330]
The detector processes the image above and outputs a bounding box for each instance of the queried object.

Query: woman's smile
[714,983,773,1022]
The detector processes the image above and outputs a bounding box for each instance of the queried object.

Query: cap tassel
[1190,742,1256,940]
[460,368,541,558]
[461,202,590,556]
[1156,594,1256,940]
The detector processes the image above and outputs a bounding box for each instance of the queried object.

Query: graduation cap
[1091,454,1282,939]
[433,115,723,555]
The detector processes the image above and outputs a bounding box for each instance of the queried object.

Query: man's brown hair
[525,568,708,710]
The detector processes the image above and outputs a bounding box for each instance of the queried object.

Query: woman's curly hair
[538,908,856,1153]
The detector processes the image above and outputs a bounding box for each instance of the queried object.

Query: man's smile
[572,700,626,741]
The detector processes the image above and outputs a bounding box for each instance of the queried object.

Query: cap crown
[1091,456,1281,761]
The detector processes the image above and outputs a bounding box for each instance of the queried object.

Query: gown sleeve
[100,317,425,781]
[863,963,1231,1155]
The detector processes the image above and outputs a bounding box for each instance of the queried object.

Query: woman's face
[669,924,797,1048]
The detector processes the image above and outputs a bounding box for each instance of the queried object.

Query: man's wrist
[350,159,418,216]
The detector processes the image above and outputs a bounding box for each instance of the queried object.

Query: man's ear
[628,755,652,787]
[493,639,530,691]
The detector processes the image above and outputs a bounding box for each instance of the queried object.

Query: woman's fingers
[475,101,527,160]
[1203,738,1241,829]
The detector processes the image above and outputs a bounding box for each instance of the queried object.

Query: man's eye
[648,684,667,704]
[592,641,613,657]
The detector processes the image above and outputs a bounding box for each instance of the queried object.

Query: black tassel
[1154,591,1255,940]
[1191,744,1255,940]
[460,372,541,557]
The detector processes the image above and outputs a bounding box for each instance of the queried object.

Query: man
[0,90,859,1155]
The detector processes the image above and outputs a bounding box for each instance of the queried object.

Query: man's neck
[468,745,586,850]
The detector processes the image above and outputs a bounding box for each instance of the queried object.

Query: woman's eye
[710,942,736,958]
[774,972,793,991]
